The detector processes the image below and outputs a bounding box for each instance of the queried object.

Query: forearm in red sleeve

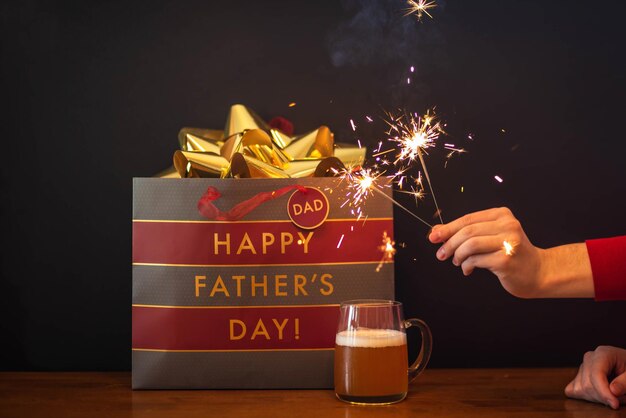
[586,235,626,301]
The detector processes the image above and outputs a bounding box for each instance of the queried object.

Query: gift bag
[132,177,394,389]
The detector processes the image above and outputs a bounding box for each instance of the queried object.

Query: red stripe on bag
[132,219,393,266]
[132,305,339,351]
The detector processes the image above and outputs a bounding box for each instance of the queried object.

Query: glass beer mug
[334,300,432,405]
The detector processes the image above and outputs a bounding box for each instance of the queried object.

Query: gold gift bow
[157,104,366,178]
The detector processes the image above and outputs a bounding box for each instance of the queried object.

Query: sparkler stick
[372,187,432,228]
[417,147,444,224]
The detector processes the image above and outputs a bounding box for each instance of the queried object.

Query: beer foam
[335,329,406,348]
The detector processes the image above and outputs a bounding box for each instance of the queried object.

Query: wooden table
[0,369,624,417]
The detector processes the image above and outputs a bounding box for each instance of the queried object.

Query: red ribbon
[269,116,294,137]
[197,185,307,221]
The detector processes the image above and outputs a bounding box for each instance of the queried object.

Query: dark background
[1,0,625,371]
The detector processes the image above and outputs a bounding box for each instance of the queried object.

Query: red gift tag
[287,187,329,230]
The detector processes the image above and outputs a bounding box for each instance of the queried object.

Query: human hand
[565,346,626,410]
[428,207,546,298]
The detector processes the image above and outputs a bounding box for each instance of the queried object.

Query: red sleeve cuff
[586,236,626,301]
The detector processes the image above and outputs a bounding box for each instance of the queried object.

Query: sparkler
[386,109,441,163]
[386,109,445,224]
[404,0,437,21]
[333,165,433,227]
[335,166,382,219]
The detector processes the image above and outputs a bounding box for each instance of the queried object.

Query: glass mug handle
[404,318,433,382]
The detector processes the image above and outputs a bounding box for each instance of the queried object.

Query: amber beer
[334,300,432,405]
[334,329,408,404]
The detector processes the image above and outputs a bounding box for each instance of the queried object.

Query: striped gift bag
[132,177,394,389]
